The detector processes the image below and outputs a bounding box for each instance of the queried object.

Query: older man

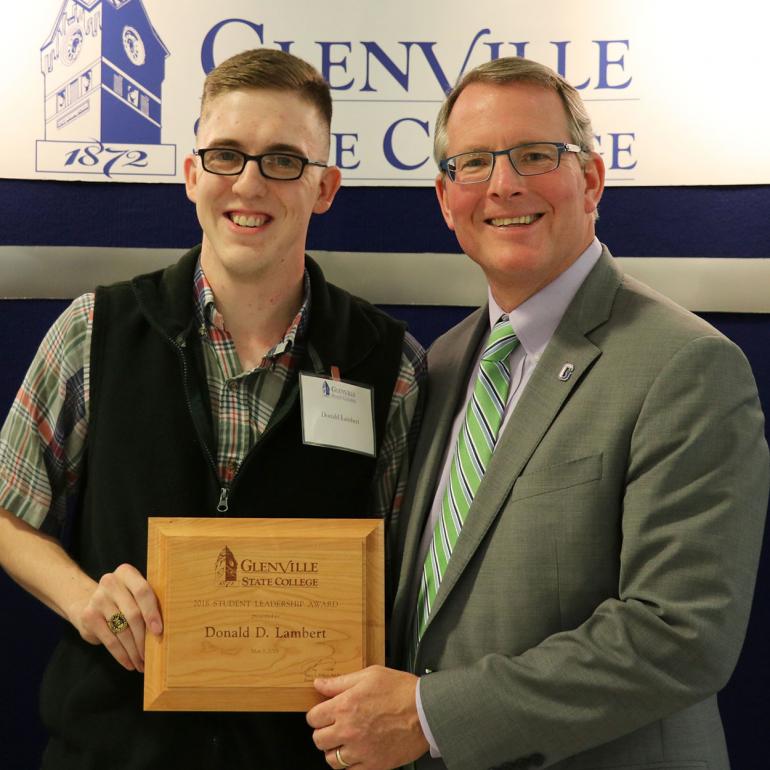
[308,57,769,770]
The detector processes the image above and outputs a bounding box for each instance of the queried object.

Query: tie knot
[482,316,518,363]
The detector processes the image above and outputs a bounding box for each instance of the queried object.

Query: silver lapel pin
[558,363,575,381]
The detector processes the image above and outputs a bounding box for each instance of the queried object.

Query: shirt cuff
[416,676,442,758]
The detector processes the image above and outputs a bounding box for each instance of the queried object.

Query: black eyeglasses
[439,142,584,184]
[193,148,327,180]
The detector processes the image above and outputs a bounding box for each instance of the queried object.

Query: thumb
[314,669,366,697]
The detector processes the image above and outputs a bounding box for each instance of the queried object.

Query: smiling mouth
[487,214,543,227]
[229,213,269,228]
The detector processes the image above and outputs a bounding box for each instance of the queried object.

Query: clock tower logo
[36,0,176,178]
[214,546,238,587]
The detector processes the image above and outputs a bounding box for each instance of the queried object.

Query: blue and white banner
[2,0,769,186]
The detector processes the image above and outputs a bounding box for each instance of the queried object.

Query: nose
[487,153,525,198]
[231,158,268,196]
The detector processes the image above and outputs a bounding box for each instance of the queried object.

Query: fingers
[80,596,142,671]
[76,563,163,672]
[102,571,147,656]
[314,669,366,698]
[307,699,334,730]
[309,692,359,755]
[114,563,164,635]
[309,667,378,729]
[311,723,339,751]
[325,746,357,768]
[307,667,377,733]
[309,667,428,770]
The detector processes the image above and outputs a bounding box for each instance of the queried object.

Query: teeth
[230,214,266,228]
[490,215,539,226]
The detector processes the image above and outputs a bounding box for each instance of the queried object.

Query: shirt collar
[192,258,312,360]
[487,238,602,359]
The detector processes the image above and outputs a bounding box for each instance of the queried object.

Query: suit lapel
[419,248,624,637]
[391,307,488,650]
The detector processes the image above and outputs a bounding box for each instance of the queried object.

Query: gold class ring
[107,611,129,635]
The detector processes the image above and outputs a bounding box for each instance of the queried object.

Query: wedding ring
[336,747,352,768]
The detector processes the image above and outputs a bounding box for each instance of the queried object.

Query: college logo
[321,381,331,397]
[214,545,238,586]
[36,0,176,178]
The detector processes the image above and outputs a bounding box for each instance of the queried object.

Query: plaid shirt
[0,262,425,538]
[194,263,311,485]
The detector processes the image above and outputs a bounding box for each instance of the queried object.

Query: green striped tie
[414,316,518,649]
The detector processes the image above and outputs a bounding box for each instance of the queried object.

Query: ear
[434,173,456,231]
[582,151,605,215]
[183,153,200,204]
[312,166,343,214]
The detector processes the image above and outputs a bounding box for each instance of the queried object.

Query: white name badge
[299,373,376,457]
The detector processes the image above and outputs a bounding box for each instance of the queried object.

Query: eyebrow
[447,144,499,156]
[450,140,562,155]
[203,138,306,155]
[264,142,306,154]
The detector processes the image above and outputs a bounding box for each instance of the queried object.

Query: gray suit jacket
[391,248,769,770]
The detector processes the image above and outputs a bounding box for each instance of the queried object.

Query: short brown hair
[200,48,332,128]
[434,56,594,165]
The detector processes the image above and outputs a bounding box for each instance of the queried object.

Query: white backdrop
[2,0,769,186]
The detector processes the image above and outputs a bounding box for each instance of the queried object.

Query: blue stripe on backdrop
[1,179,769,257]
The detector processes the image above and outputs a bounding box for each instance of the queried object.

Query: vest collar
[129,246,402,375]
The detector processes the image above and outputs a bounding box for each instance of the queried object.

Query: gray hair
[433,56,595,166]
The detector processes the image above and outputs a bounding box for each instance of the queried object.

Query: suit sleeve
[419,333,769,768]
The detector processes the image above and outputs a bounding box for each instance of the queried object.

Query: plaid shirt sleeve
[0,294,93,535]
[369,330,427,525]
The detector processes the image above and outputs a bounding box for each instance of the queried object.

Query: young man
[0,49,424,768]
[307,57,769,770]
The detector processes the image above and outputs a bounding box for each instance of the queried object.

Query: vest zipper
[220,383,301,511]
[173,332,304,517]
[172,334,224,516]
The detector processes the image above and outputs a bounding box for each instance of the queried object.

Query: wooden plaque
[144,517,384,712]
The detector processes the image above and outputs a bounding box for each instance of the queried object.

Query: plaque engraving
[144,518,384,712]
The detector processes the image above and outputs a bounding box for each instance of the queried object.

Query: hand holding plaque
[144,517,384,712]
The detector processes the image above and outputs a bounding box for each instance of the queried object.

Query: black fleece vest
[39,247,406,770]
